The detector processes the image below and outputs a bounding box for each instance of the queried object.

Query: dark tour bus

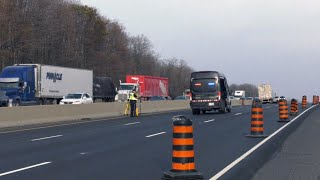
[190,71,232,115]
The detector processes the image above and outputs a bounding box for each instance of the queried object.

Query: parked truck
[116,75,169,101]
[258,84,273,104]
[93,77,116,102]
[0,64,93,106]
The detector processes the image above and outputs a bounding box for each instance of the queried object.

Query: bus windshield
[191,78,218,94]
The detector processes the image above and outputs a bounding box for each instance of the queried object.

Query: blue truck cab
[0,65,37,106]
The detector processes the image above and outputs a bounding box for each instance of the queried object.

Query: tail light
[218,91,221,100]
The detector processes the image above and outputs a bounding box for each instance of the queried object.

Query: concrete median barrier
[0,100,190,129]
[0,100,246,129]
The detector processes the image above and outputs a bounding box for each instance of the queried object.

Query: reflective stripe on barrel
[279,100,289,119]
[302,96,307,108]
[250,106,264,134]
[172,125,196,172]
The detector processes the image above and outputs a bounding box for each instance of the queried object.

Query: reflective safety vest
[129,92,138,101]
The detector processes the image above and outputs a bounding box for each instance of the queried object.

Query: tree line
[0,0,193,98]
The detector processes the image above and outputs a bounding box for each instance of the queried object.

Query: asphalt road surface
[0,103,307,180]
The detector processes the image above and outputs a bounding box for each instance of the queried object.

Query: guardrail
[0,100,252,129]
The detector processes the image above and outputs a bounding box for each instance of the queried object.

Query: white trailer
[258,84,273,104]
[38,65,93,98]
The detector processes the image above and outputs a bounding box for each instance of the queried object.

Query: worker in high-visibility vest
[129,89,138,117]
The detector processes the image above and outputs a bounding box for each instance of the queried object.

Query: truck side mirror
[24,82,27,87]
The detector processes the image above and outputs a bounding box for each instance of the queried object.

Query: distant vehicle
[229,96,235,100]
[190,71,232,115]
[273,96,280,103]
[0,64,93,106]
[149,96,166,101]
[246,97,253,100]
[59,93,93,105]
[116,75,169,101]
[280,96,286,100]
[258,84,273,104]
[93,77,116,102]
[174,96,188,100]
[234,90,245,100]
[183,89,192,100]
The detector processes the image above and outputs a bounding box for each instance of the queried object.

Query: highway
[0,103,308,180]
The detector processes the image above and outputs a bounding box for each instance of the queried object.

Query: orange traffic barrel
[278,99,290,122]
[317,96,320,104]
[246,99,268,138]
[290,98,298,116]
[302,95,307,109]
[312,95,317,105]
[163,115,203,180]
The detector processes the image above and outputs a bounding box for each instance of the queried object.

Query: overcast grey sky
[81,0,320,99]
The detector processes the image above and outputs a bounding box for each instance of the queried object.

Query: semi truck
[258,84,273,104]
[93,77,116,102]
[0,64,93,106]
[116,75,169,101]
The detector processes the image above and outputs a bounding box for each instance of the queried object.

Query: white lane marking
[204,119,215,123]
[124,122,141,126]
[31,135,63,142]
[234,113,242,116]
[0,162,51,177]
[145,132,166,138]
[210,105,316,180]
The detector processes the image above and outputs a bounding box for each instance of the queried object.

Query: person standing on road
[129,89,138,117]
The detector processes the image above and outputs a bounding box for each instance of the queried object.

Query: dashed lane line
[31,135,63,142]
[145,132,166,138]
[124,122,141,126]
[204,119,215,123]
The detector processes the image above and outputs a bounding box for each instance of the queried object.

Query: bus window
[191,78,218,94]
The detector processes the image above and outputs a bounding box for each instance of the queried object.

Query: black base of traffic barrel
[245,134,268,138]
[162,171,203,180]
[278,119,290,122]
[289,112,298,116]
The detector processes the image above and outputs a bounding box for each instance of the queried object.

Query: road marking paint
[204,119,215,123]
[124,122,141,126]
[0,162,51,177]
[31,135,63,142]
[234,113,242,116]
[146,132,166,138]
[210,105,316,180]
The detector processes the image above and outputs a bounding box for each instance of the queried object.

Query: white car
[273,96,280,103]
[59,93,93,105]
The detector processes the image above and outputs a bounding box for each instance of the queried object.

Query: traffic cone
[246,99,268,138]
[302,95,307,109]
[278,99,290,122]
[312,95,317,105]
[290,98,298,116]
[163,115,203,180]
